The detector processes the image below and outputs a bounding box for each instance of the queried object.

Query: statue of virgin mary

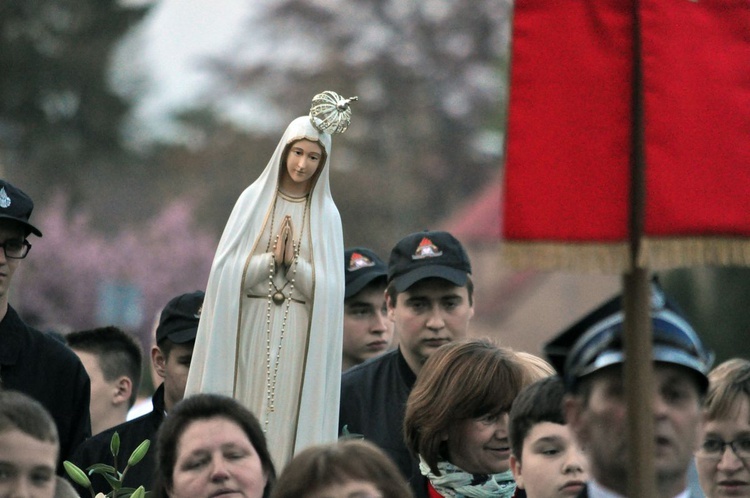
[186,92,356,467]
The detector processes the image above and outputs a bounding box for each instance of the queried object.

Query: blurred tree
[0,0,148,205]
[145,110,281,233]
[14,193,214,350]
[205,0,511,253]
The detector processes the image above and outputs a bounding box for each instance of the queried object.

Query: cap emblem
[195,305,202,319]
[412,237,443,260]
[0,188,11,209]
[650,282,666,310]
[348,252,375,272]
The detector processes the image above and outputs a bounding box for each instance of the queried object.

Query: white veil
[186,115,344,454]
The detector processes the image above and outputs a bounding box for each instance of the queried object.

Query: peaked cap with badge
[0,180,43,237]
[388,230,471,293]
[544,280,714,392]
[345,247,388,299]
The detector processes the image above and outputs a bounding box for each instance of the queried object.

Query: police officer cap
[0,180,42,237]
[544,280,713,392]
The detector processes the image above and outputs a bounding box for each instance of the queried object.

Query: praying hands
[273,215,296,267]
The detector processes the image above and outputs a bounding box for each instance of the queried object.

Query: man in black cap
[339,231,475,498]
[0,180,91,470]
[342,247,394,371]
[545,283,713,498]
[68,290,204,494]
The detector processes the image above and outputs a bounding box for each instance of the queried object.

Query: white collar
[588,480,690,498]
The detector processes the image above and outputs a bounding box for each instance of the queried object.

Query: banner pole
[624,0,657,495]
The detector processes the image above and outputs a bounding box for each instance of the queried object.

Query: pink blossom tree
[14,194,216,349]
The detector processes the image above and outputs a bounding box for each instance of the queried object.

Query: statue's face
[281,139,323,195]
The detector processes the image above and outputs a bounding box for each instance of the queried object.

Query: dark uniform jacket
[0,305,91,469]
[339,348,427,498]
[69,383,166,495]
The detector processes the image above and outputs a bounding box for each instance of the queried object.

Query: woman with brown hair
[153,393,276,498]
[270,439,413,498]
[404,339,532,498]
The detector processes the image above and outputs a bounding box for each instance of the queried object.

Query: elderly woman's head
[696,358,750,498]
[0,391,59,498]
[270,439,413,498]
[154,394,276,498]
[404,338,529,476]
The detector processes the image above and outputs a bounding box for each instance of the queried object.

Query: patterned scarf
[419,456,516,498]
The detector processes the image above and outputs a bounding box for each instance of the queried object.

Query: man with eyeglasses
[545,281,713,498]
[0,180,91,471]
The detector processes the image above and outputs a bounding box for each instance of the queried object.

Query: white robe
[185,116,344,468]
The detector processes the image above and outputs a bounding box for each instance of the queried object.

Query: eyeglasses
[0,239,31,259]
[696,437,750,461]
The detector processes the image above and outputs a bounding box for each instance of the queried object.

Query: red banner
[503,0,750,272]
[640,0,750,267]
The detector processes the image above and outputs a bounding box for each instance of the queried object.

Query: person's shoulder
[71,425,118,462]
[342,349,399,384]
[35,329,72,352]
[23,323,82,369]
[108,409,161,439]
[75,420,124,452]
[74,411,158,456]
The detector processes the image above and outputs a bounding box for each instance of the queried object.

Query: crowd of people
[1,125,748,498]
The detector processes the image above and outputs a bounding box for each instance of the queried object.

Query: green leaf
[110,432,121,457]
[102,473,122,491]
[86,463,117,476]
[63,461,92,488]
[114,488,138,497]
[127,440,150,467]
[129,486,146,498]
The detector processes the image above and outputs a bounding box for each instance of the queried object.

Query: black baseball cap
[345,247,387,299]
[544,281,713,392]
[155,290,205,344]
[0,180,42,237]
[388,230,471,293]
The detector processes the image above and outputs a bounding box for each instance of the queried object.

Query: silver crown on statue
[309,91,358,135]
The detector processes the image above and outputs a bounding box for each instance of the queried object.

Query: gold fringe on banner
[500,241,630,274]
[639,237,750,270]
